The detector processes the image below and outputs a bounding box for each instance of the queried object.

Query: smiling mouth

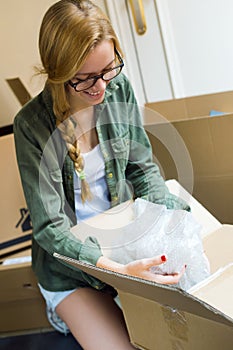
[85,90,101,96]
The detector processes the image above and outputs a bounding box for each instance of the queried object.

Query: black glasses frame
[68,49,124,92]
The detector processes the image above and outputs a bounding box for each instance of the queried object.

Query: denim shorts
[38,284,77,334]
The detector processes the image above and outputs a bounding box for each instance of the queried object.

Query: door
[105,0,173,106]
[105,0,233,105]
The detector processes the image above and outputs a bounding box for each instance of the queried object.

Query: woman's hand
[124,256,186,285]
[97,255,186,285]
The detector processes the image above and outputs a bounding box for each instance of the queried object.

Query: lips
[87,90,101,96]
[84,89,105,100]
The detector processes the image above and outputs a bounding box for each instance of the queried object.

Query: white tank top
[73,144,111,222]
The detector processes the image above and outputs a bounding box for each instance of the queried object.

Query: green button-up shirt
[14,74,189,291]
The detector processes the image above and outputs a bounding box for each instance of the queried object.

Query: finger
[145,264,187,285]
[143,272,179,285]
[139,255,167,269]
[155,273,181,285]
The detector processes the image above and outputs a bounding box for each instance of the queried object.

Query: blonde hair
[38,0,122,202]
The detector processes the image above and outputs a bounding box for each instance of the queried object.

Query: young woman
[14,1,189,349]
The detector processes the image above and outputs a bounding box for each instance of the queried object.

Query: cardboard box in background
[55,185,233,350]
[0,132,32,260]
[0,78,32,259]
[0,254,51,334]
[0,125,50,334]
[0,79,48,334]
[144,90,233,224]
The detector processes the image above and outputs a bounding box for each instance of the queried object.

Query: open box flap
[189,263,233,317]
[53,252,233,328]
[203,224,233,273]
[145,90,233,121]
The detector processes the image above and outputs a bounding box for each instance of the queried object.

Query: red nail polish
[161,255,166,262]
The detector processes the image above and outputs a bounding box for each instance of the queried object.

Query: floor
[0,330,83,350]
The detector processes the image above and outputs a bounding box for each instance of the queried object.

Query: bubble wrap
[110,198,210,291]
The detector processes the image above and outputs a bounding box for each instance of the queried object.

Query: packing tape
[162,305,188,349]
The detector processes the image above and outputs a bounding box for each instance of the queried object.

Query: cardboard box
[0,126,42,334]
[144,90,233,224]
[0,251,51,334]
[0,132,32,259]
[54,181,233,349]
[0,81,49,334]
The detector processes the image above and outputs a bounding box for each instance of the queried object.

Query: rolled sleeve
[79,236,103,266]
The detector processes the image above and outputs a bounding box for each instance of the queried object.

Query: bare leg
[56,287,136,350]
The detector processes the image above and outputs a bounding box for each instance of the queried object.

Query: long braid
[58,118,92,203]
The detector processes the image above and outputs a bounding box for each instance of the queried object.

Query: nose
[93,77,107,90]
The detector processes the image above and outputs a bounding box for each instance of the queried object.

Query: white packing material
[110,198,210,291]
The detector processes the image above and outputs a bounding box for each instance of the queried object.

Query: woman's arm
[13,105,102,266]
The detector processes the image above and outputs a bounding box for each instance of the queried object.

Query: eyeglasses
[68,49,124,92]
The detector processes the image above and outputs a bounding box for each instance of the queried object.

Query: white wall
[157,0,233,98]
[0,0,58,127]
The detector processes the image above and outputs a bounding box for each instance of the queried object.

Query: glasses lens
[103,66,122,81]
[75,79,95,91]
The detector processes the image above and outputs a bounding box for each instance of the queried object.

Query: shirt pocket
[110,133,130,159]
[49,168,63,183]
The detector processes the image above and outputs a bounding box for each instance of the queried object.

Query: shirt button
[108,173,113,178]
